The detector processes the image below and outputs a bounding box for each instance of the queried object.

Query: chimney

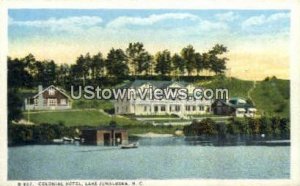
[38,85,44,109]
[38,85,43,93]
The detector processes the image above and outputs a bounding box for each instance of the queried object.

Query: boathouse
[81,125,128,146]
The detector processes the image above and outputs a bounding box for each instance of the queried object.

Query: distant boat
[63,137,73,142]
[121,142,139,149]
[74,137,81,141]
[52,139,63,144]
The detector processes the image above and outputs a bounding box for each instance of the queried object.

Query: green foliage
[8,123,78,145]
[8,43,230,90]
[183,118,217,136]
[181,45,196,75]
[155,50,172,76]
[252,78,290,117]
[171,53,185,76]
[8,88,23,122]
[183,117,289,139]
[106,48,129,78]
[126,42,152,76]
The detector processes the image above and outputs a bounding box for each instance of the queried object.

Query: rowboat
[121,142,138,149]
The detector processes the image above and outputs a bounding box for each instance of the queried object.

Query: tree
[73,53,91,85]
[8,57,32,88]
[8,88,23,122]
[106,48,129,78]
[259,117,273,136]
[56,64,71,88]
[91,52,105,79]
[126,42,145,76]
[154,50,172,76]
[183,118,217,136]
[171,53,185,77]
[248,118,261,135]
[126,42,153,76]
[208,44,228,75]
[23,54,38,78]
[181,45,196,76]
[42,60,57,86]
[201,52,211,76]
[136,51,152,75]
[194,52,204,76]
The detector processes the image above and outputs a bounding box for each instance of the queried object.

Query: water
[8,137,290,180]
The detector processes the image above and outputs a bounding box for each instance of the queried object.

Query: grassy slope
[26,110,142,127]
[196,76,290,118]
[25,110,180,134]
[197,77,253,98]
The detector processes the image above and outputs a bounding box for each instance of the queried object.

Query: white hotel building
[114,80,213,116]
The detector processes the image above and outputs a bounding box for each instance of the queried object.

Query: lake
[8,137,290,180]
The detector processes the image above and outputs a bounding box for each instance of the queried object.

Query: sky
[8,9,290,80]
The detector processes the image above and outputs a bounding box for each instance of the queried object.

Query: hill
[251,78,290,117]
[197,76,290,118]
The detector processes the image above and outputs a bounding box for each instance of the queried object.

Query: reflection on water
[8,137,290,180]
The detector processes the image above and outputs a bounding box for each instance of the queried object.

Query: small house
[212,98,256,118]
[24,85,72,110]
[81,126,128,146]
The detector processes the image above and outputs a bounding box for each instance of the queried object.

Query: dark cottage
[212,97,256,118]
[81,126,129,146]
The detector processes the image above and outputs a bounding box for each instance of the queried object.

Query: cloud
[106,13,199,28]
[9,16,103,31]
[198,20,229,31]
[215,11,239,22]
[242,12,289,28]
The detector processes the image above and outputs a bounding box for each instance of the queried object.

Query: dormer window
[49,88,55,95]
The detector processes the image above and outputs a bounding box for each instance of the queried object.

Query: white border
[1,0,299,186]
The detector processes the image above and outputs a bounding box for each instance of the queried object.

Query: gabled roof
[214,99,254,109]
[119,80,191,89]
[31,85,71,99]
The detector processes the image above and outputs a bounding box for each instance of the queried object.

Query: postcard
[1,0,300,186]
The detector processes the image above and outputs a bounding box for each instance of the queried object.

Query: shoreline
[131,132,174,138]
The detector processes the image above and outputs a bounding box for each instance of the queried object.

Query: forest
[8,42,228,89]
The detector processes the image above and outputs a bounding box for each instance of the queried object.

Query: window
[206,106,210,112]
[154,106,158,112]
[175,105,180,112]
[48,99,57,106]
[199,106,204,111]
[192,106,196,111]
[144,106,147,112]
[48,88,55,96]
[60,99,67,105]
[34,99,38,106]
[161,106,166,112]
[186,105,190,111]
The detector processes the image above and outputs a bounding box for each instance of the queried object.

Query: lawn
[23,110,180,135]
[25,110,142,127]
